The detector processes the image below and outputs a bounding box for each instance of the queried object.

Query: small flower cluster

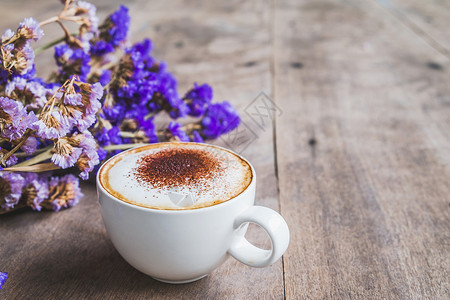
[0,272,7,289]
[0,1,240,214]
[0,172,82,212]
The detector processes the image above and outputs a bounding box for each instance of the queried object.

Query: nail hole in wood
[244,61,257,67]
[290,62,303,69]
[427,62,443,70]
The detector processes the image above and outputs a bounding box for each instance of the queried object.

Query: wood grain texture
[2,0,450,299]
[274,0,450,299]
[0,0,282,299]
[377,0,450,59]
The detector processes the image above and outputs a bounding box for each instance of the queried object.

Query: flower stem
[39,16,59,27]
[118,131,136,138]
[12,148,53,167]
[3,162,60,172]
[14,145,53,158]
[181,123,202,132]
[1,129,32,165]
[34,36,66,55]
[144,111,158,120]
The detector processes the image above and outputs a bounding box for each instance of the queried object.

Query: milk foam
[101,143,252,210]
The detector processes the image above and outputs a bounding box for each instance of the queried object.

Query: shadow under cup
[96,142,289,284]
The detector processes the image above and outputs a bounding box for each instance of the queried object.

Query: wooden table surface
[1,0,449,299]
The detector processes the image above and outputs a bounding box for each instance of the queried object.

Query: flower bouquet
[0,1,240,213]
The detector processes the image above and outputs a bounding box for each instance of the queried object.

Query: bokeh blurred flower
[185,83,213,117]
[168,121,190,142]
[21,172,48,211]
[201,101,240,139]
[0,272,7,289]
[42,174,83,211]
[0,172,26,210]
[54,44,91,82]
[192,131,204,143]
[91,5,129,56]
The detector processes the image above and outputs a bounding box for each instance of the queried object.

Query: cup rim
[96,141,256,214]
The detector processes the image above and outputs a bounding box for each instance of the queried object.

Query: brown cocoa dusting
[133,147,222,189]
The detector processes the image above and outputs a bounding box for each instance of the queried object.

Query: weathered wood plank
[274,0,450,299]
[1,0,282,299]
[376,0,450,59]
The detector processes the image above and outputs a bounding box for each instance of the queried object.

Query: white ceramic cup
[96,143,290,284]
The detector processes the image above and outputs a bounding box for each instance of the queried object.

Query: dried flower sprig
[0,1,240,214]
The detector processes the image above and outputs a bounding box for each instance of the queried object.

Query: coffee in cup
[99,143,252,210]
[97,142,289,283]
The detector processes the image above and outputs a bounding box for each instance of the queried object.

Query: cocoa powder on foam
[99,143,253,210]
[133,147,223,191]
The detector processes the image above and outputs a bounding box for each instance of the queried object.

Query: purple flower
[62,174,83,207]
[201,101,240,139]
[97,147,107,161]
[91,5,129,56]
[2,29,14,41]
[32,111,71,140]
[47,174,83,211]
[20,136,38,155]
[86,82,103,113]
[77,81,103,114]
[99,69,111,86]
[0,172,25,211]
[51,138,83,169]
[1,20,37,76]
[153,64,189,119]
[47,177,61,211]
[95,127,110,146]
[102,104,126,123]
[0,96,38,141]
[77,1,99,33]
[78,153,99,180]
[91,40,114,56]
[4,154,17,167]
[75,112,96,133]
[20,43,36,76]
[70,82,103,132]
[108,6,130,46]
[0,69,9,86]
[168,121,190,142]
[0,272,7,289]
[21,173,48,211]
[135,116,158,143]
[110,39,189,120]
[64,93,82,105]
[111,40,156,110]
[192,131,204,143]
[96,126,122,146]
[54,44,91,82]
[5,77,48,109]
[72,131,100,179]
[0,146,17,167]
[18,18,44,41]
[185,83,213,117]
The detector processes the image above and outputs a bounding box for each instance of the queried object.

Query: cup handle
[228,206,290,268]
